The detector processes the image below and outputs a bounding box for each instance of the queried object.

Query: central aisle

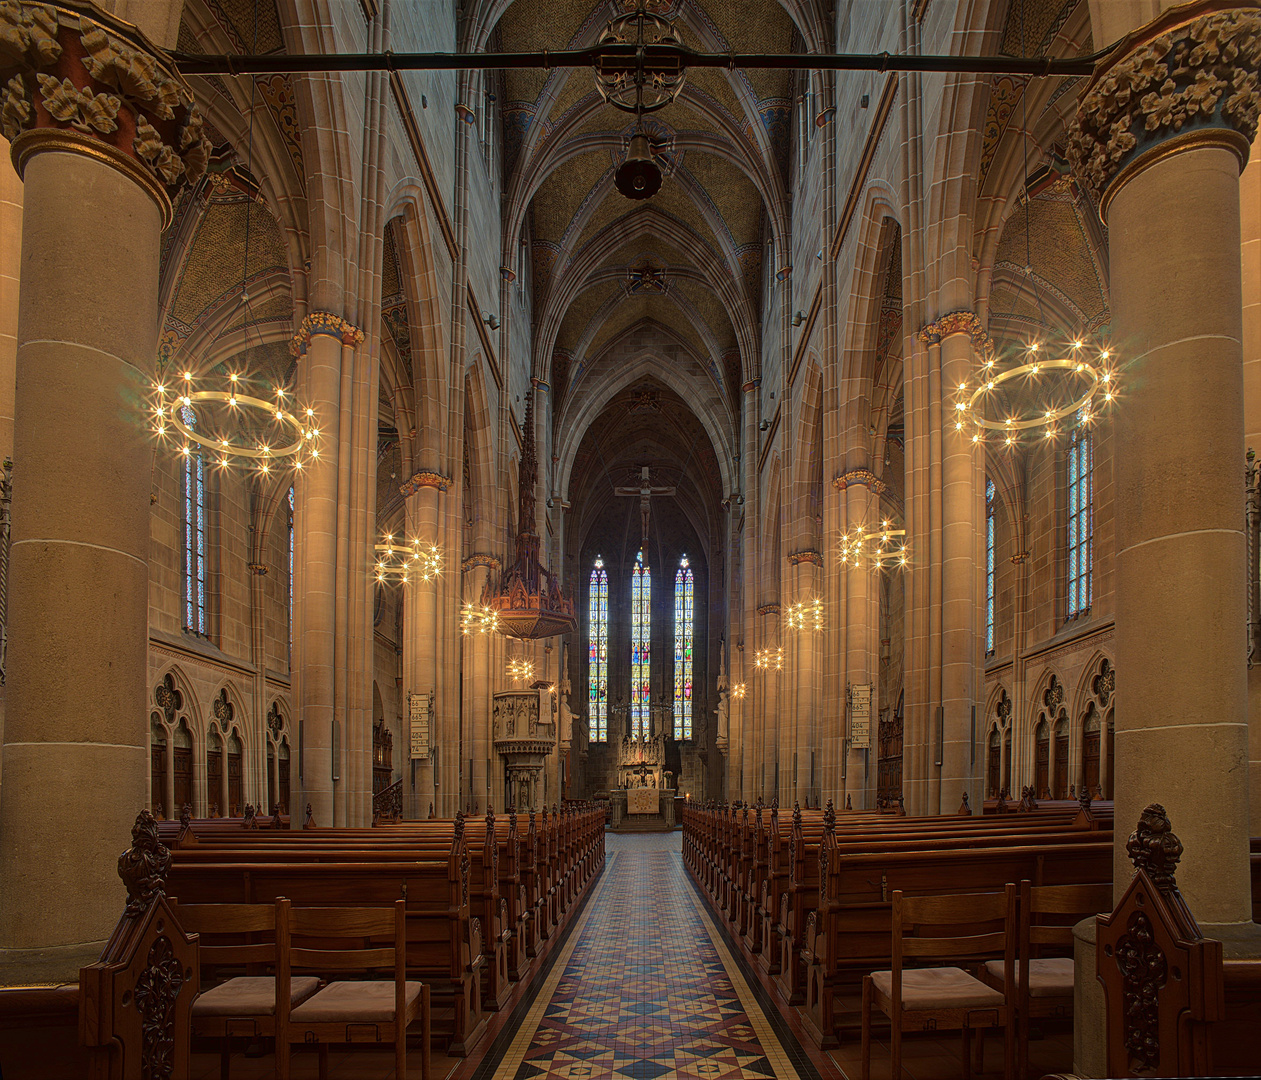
[490,832,818,1080]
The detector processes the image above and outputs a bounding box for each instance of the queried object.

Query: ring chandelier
[374,535,442,586]
[785,599,824,632]
[953,337,1118,446]
[507,657,536,683]
[461,603,500,635]
[731,683,746,699]
[839,521,909,571]
[754,647,783,671]
[153,371,321,476]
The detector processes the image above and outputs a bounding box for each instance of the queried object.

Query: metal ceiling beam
[171,43,1109,78]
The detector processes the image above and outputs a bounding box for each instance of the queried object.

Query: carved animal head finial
[1126,803,1183,894]
[793,801,802,828]
[824,799,835,831]
[118,809,172,918]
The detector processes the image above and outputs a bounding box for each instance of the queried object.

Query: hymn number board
[409,690,433,760]
[850,683,873,750]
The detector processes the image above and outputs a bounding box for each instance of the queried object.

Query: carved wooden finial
[995,788,1008,812]
[428,801,435,819]
[824,799,835,832]
[509,806,517,833]
[486,806,495,828]
[845,794,852,810]
[179,803,191,830]
[1078,784,1093,813]
[896,792,906,816]
[117,809,171,919]
[792,801,802,828]
[959,791,972,816]
[1126,803,1183,895]
[242,803,257,829]
[455,809,465,841]
[771,795,778,812]
[303,803,315,828]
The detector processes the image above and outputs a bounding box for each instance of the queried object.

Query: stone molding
[787,549,824,566]
[1,2,211,225]
[757,603,781,617]
[462,553,501,572]
[247,562,267,575]
[288,312,365,358]
[1068,3,1261,212]
[399,469,451,497]
[832,468,888,495]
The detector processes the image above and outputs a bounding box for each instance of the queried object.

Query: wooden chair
[276,898,429,1080]
[977,880,1111,1079]
[861,887,1016,1080]
[175,901,321,1080]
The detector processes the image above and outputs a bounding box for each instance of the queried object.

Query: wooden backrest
[280,899,405,974]
[1021,880,1112,953]
[174,901,276,971]
[893,886,1015,965]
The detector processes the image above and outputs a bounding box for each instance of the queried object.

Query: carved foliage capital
[1069,7,1261,207]
[289,311,365,357]
[832,468,888,495]
[1,4,210,201]
[399,469,452,496]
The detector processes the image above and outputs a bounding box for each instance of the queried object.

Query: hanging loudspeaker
[615,133,662,200]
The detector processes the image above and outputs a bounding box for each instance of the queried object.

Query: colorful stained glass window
[588,557,608,741]
[986,478,996,655]
[181,404,206,635]
[674,555,694,739]
[1067,414,1093,619]
[631,550,651,738]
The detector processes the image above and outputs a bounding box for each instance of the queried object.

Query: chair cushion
[193,976,320,1017]
[871,967,1006,1011]
[289,980,423,1024]
[983,957,1075,998]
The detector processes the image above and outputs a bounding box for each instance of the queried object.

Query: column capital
[247,562,268,575]
[787,549,823,567]
[1,2,211,227]
[399,469,452,497]
[289,312,365,357]
[917,309,988,346]
[1068,3,1261,216]
[832,468,888,495]
[741,378,761,393]
[756,603,781,617]
[463,553,501,572]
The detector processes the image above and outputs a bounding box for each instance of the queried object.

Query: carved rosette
[0,3,211,222]
[1068,6,1261,213]
[288,311,365,359]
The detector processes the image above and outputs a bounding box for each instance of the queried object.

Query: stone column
[0,137,20,459]
[739,380,760,800]
[289,315,365,828]
[1243,134,1261,834]
[1068,4,1261,933]
[0,2,209,982]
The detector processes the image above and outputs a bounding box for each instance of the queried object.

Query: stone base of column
[0,939,106,986]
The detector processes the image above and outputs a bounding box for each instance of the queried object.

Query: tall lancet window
[986,478,996,655]
[1067,413,1094,619]
[287,486,295,662]
[181,404,206,635]
[631,549,651,738]
[674,555,694,739]
[588,556,608,741]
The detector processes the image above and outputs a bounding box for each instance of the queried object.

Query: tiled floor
[179,831,1076,1080]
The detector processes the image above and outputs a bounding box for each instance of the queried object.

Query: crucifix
[614,465,676,552]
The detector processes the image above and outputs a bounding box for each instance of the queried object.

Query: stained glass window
[631,550,651,738]
[1067,413,1093,619]
[986,478,996,655]
[674,555,694,739]
[181,404,206,635]
[588,557,608,741]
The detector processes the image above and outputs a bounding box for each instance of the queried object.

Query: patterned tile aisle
[492,834,805,1080]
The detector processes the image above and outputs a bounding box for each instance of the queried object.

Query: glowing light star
[152,373,321,477]
[507,657,536,683]
[731,683,746,699]
[952,333,1118,448]
[461,603,500,635]
[754,647,783,671]
[373,536,442,586]
[840,520,910,572]
[785,598,824,632]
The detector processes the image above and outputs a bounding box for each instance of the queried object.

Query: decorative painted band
[832,468,888,495]
[788,549,824,566]
[757,603,781,617]
[290,311,365,357]
[463,553,501,572]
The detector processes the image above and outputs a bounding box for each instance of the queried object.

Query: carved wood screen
[1083,708,1101,795]
[877,693,904,805]
[278,745,290,815]
[1035,722,1050,799]
[173,746,192,811]
[207,745,222,816]
[1054,716,1069,798]
[151,725,167,818]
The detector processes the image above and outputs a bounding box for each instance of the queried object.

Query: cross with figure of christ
[614,466,676,552]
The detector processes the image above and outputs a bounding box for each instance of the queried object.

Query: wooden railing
[373,778,403,824]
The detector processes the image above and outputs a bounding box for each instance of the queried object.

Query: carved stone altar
[626,787,659,815]
[493,688,555,810]
[616,731,667,789]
